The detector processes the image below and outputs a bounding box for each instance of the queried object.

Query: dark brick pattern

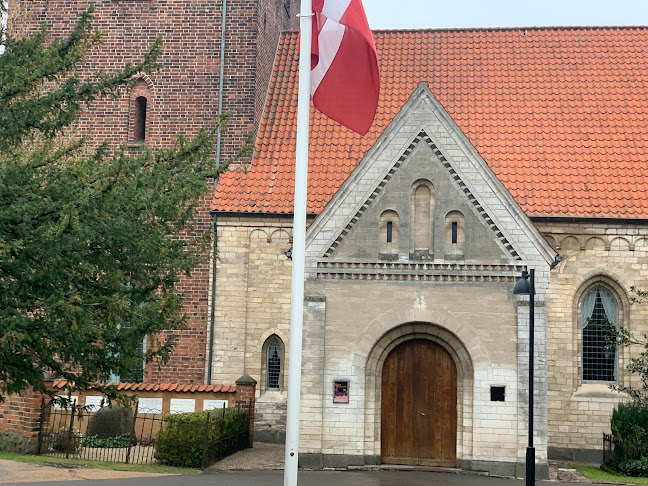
[9,0,297,385]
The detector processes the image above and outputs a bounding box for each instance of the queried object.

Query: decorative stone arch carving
[361,320,477,462]
[129,76,155,144]
[543,235,557,251]
[609,237,631,251]
[444,210,465,258]
[559,235,581,251]
[269,228,291,242]
[409,179,435,256]
[585,237,605,250]
[379,209,400,253]
[572,274,629,387]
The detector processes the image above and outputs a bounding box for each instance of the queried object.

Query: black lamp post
[513,268,535,486]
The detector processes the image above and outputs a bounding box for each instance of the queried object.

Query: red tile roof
[51,380,236,393]
[213,27,648,219]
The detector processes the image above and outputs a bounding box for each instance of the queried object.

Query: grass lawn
[0,451,200,475]
[573,465,648,484]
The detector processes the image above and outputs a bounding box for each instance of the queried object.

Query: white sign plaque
[169,398,195,414]
[84,396,106,412]
[203,399,228,411]
[137,397,163,414]
[54,395,78,409]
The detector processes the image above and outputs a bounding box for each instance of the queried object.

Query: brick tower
[8,0,298,384]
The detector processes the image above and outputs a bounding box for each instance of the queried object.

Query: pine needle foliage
[0,5,249,401]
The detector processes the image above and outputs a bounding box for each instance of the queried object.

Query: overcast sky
[364,0,648,29]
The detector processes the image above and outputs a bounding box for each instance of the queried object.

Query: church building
[9,2,648,478]
[210,28,648,477]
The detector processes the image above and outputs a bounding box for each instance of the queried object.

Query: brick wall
[8,0,296,385]
[0,389,46,443]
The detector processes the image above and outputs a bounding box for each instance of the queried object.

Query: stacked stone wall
[539,221,648,461]
[211,215,300,436]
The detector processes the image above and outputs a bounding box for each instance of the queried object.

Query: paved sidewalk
[0,459,168,484]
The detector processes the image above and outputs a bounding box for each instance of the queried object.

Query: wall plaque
[170,398,195,414]
[138,397,163,414]
[333,380,349,403]
[203,399,228,411]
[84,395,107,412]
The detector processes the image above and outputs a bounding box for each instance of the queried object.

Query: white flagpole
[283,1,312,485]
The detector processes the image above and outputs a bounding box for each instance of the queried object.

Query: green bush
[0,432,38,454]
[618,457,648,477]
[82,434,131,448]
[155,408,249,468]
[50,426,82,453]
[86,405,134,439]
[611,403,648,460]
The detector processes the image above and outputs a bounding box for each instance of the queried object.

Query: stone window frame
[573,275,628,388]
[444,210,465,259]
[409,179,435,257]
[379,209,400,254]
[262,334,284,392]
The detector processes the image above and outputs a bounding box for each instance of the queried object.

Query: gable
[305,84,555,276]
[330,134,514,263]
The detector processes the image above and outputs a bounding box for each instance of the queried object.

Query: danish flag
[310,0,380,136]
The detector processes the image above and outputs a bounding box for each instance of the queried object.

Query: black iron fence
[36,399,251,469]
[603,433,627,467]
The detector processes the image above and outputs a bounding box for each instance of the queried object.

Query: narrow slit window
[386,221,393,243]
[134,96,147,142]
[451,222,458,244]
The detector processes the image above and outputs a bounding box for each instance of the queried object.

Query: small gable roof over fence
[212,27,648,219]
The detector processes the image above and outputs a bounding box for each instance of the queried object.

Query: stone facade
[538,220,648,461]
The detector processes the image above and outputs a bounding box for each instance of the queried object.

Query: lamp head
[513,270,531,295]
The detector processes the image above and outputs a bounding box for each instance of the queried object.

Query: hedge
[155,408,249,468]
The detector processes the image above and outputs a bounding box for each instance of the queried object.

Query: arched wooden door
[381,339,457,466]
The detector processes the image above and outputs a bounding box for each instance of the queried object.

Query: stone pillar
[235,374,257,445]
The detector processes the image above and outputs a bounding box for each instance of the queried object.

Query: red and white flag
[311,0,379,136]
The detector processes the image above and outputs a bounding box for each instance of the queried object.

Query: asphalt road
[0,470,608,486]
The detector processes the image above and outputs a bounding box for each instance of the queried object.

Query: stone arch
[129,76,155,143]
[585,237,605,250]
[635,238,648,250]
[379,209,400,252]
[249,228,269,240]
[609,237,631,251]
[409,179,435,256]
[543,235,557,251]
[269,228,291,242]
[363,321,475,462]
[559,235,581,251]
[261,334,285,392]
[444,210,465,258]
[572,274,630,387]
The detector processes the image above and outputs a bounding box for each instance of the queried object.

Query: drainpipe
[215,0,227,178]
[207,212,218,384]
[207,0,228,385]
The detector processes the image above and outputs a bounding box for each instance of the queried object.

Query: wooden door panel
[381,339,457,466]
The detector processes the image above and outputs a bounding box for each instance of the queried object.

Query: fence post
[126,401,139,465]
[36,397,46,455]
[66,400,77,459]
[201,412,211,470]
[235,374,256,449]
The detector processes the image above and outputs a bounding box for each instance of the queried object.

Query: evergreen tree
[0,5,247,401]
